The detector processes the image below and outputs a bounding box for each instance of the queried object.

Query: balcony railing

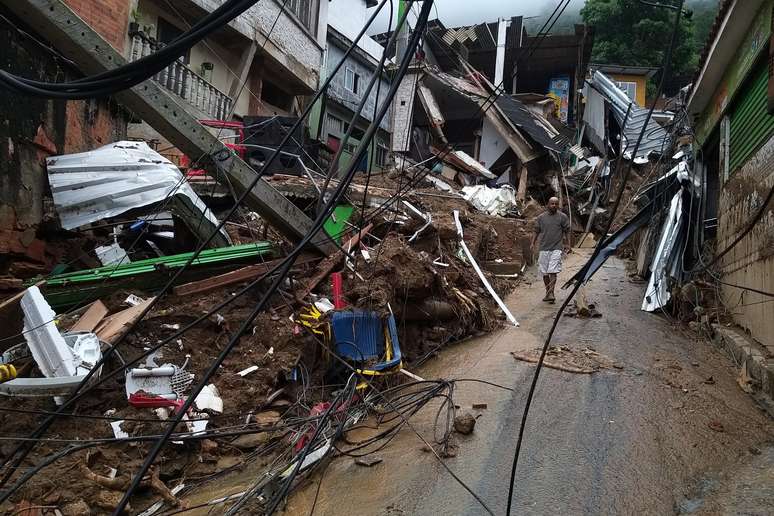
[129,32,233,120]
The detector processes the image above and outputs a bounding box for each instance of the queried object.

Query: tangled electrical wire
[0,0,591,514]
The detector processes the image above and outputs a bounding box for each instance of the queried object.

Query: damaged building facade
[126,0,328,164]
[309,0,392,175]
[687,0,774,351]
[0,1,129,285]
[0,0,330,287]
[386,16,588,202]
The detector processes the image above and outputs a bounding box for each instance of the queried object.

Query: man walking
[531,196,570,303]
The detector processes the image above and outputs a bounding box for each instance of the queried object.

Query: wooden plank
[517,165,528,202]
[69,300,108,332]
[417,83,446,128]
[430,147,495,179]
[297,224,373,300]
[95,297,156,345]
[172,253,320,297]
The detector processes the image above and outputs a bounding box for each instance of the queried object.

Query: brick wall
[63,0,130,53]
[0,7,127,283]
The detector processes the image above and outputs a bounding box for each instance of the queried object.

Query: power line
[0,0,394,492]
[111,4,433,512]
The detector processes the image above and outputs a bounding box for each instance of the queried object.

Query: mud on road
[286,252,774,515]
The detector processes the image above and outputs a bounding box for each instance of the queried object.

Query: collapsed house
[383,16,590,204]
[390,65,571,205]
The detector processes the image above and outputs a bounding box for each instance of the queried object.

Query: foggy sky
[368,0,587,34]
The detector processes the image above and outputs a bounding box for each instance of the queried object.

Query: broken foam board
[21,286,77,378]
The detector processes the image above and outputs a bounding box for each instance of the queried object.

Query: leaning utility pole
[6,0,335,255]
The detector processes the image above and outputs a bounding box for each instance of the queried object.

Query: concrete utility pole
[7,0,334,255]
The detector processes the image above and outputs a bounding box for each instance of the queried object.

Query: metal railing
[129,32,233,120]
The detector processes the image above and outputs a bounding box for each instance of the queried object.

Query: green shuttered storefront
[729,58,774,172]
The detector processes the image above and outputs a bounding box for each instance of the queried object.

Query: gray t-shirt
[535,211,570,251]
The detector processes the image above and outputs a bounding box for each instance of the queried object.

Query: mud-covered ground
[287,252,774,515]
[0,187,535,513]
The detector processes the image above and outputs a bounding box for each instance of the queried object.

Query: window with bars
[286,0,319,34]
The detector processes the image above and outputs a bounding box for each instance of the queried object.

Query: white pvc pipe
[453,210,519,327]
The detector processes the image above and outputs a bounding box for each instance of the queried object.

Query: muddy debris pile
[0,159,540,514]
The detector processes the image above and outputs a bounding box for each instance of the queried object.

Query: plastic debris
[95,242,130,266]
[110,420,128,439]
[125,363,194,407]
[0,288,103,403]
[461,185,518,217]
[237,365,259,377]
[314,298,335,314]
[124,294,145,307]
[188,384,223,435]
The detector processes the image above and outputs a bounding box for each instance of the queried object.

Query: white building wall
[190,0,323,90]
[479,117,507,168]
[328,0,384,60]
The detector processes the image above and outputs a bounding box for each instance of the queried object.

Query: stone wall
[718,136,774,350]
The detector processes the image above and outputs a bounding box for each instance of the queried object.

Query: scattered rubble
[453,413,477,435]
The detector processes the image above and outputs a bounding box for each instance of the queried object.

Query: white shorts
[538,250,563,274]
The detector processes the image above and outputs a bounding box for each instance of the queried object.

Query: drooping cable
[0,0,392,492]
[0,0,263,98]
[111,4,432,511]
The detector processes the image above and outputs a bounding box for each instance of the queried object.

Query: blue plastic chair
[329,309,402,374]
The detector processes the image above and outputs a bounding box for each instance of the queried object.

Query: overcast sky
[368,0,587,34]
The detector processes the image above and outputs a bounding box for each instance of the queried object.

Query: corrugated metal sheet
[495,95,562,152]
[46,141,230,247]
[729,61,774,172]
[588,71,670,160]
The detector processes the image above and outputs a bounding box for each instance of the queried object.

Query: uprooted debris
[563,289,602,318]
[510,346,622,374]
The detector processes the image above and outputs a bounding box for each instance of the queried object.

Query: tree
[581,0,700,76]
[688,0,720,55]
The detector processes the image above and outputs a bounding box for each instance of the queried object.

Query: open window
[345,67,361,95]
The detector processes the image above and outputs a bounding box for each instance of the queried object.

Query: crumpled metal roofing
[495,95,563,153]
[587,71,670,160]
[46,141,230,247]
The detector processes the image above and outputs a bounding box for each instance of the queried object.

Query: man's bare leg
[542,275,551,301]
[547,273,557,303]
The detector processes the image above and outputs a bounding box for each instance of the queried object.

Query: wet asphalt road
[287,253,773,515]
